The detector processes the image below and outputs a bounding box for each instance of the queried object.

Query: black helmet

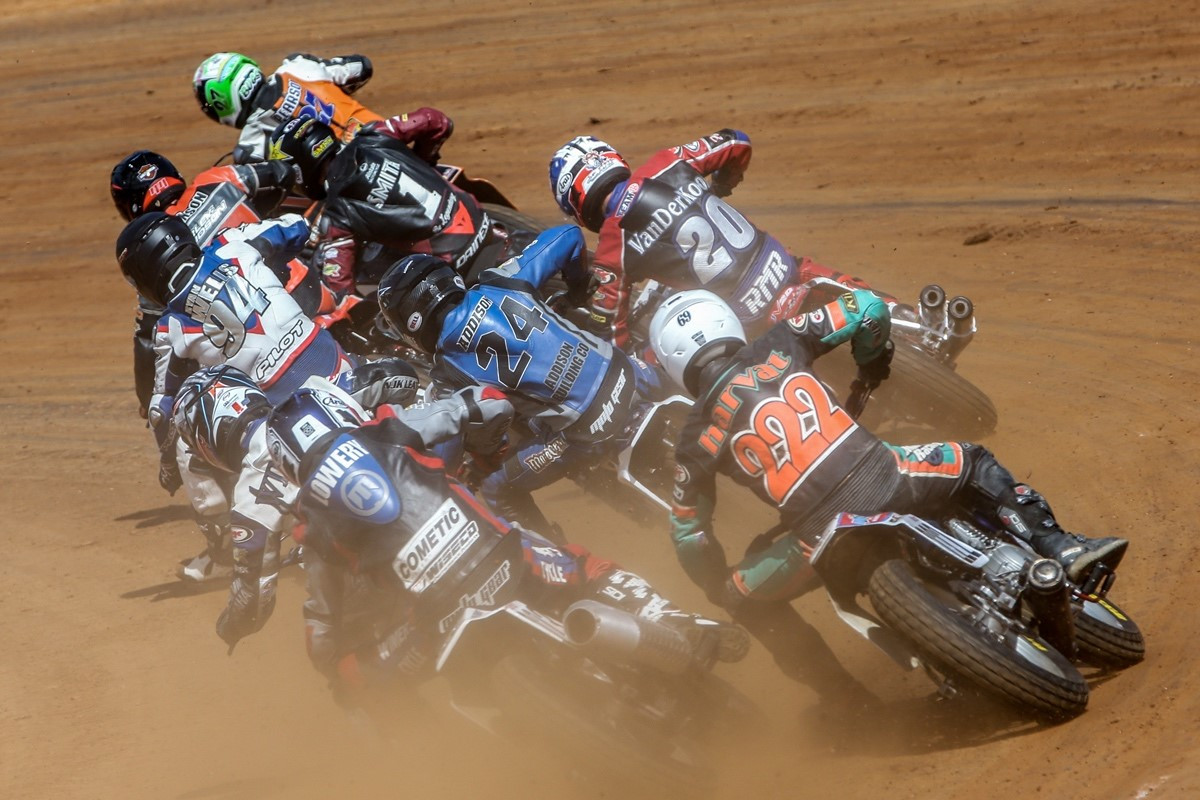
[268,117,338,200]
[114,212,202,306]
[110,150,186,222]
[376,255,466,353]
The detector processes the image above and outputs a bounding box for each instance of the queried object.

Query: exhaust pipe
[918,284,947,332]
[941,294,976,363]
[1023,558,1077,660]
[563,600,695,675]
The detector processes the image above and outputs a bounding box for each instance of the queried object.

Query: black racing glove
[216,551,275,652]
[158,450,182,496]
[566,272,599,309]
[855,340,894,389]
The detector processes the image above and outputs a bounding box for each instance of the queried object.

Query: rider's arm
[668,415,732,605]
[233,161,297,218]
[314,221,360,297]
[668,130,753,195]
[483,224,590,298]
[371,108,454,165]
[217,213,310,267]
[278,53,373,94]
[374,385,513,454]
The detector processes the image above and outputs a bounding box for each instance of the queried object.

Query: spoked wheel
[867,559,1089,720]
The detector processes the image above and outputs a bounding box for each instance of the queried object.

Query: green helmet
[193,52,263,128]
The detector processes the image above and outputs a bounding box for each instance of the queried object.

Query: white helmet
[648,290,746,396]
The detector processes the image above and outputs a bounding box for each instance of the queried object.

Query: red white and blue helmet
[173,366,271,473]
[548,136,630,232]
[265,380,369,485]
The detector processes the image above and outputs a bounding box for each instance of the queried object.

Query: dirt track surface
[3,1,1198,797]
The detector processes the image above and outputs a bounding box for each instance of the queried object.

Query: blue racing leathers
[427,225,658,532]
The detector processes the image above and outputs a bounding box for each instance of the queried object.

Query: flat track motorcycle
[366,530,759,794]
[614,382,1143,720]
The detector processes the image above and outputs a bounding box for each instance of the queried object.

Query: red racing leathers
[590,129,871,349]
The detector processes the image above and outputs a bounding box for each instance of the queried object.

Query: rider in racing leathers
[648,288,1129,707]
[193,52,379,164]
[267,112,504,298]
[114,212,357,575]
[169,361,419,642]
[264,381,748,702]
[548,132,880,350]
[374,224,665,536]
[109,150,329,417]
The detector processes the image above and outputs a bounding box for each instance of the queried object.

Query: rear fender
[437,163,517,208]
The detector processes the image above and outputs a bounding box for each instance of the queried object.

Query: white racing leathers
[149,215,352,419]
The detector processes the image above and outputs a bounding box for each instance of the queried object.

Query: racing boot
[178,517,233,581]
[997,484,1128,582]
[587,568,749,664]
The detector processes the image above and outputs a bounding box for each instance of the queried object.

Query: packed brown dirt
[2,0,1198,797]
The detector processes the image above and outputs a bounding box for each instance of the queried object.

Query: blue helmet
[173,366,271,472]
[265,382,369,484]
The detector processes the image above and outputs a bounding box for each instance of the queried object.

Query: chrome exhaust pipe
[941,294,976,363]
[563,600,695,675]
[918,284,947,332]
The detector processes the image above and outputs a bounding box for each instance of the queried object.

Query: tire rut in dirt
[867,559,1088,720]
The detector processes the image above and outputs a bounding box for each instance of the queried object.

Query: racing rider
[267,112,502,297]
[265,380,748,700]
[548,132,879,349]
[169,361,418,639]
[648,288,1129,705]
[110,150,327,417]
[374,224,663,535]
[193,51,379,163]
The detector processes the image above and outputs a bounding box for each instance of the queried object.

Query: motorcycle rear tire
[874,343,998,439]
[490,652,708,794]
[867,558,1089,720]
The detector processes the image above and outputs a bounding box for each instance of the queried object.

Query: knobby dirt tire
[867,559,1089,720]
[1074,604,1146,668]
[490,653,708,795]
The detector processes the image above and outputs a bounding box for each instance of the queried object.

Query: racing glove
[461,386,514,457]
[158,450,183,496]
[855,339,894,389]
[216,545,276,651]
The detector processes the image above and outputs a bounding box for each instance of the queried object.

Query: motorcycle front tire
[867,559,1089,720]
